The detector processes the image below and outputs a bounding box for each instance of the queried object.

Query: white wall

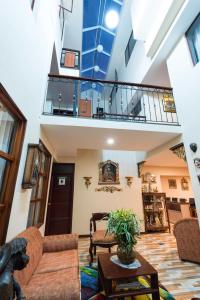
[72,149,144,234]
[167,34,200,218]
[0,0,62,241]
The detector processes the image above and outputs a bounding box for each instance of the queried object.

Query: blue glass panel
[82,52,95,70]
[99,31,114,53]
[81,69,93,78]
[83,0,101,28]
[82,30,97,51]
[96,52,110,72]
[93,71,105,80]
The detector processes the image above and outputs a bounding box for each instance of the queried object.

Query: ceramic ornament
[194,158,200,168]
[190,143,197,153]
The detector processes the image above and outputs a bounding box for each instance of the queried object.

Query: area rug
[80,265,175,300]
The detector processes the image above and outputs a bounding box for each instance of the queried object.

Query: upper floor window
[186,13,200,65]
[125,31,136,66]
[30,0,35,10]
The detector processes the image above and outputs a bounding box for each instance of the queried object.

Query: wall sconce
[125,176,133,187]
[83,177,92,189]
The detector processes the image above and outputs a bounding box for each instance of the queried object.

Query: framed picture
[163,94,176,113]
[22,144,40,189]
[98,160,120,185]
[181,177,189,190]
[168,179,177,189]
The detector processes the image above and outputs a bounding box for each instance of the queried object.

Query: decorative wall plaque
[170,143,186,162]
[98,160,120,185]
[95,186,122,193]
[194,158,200,168]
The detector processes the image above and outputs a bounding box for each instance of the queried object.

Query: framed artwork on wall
[168,179,177,189]
[181,177,189,190]
[22,144,40,189]
[98,160,120,185]
[163,94,176,113]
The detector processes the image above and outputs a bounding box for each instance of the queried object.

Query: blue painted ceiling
[81,0,123,84]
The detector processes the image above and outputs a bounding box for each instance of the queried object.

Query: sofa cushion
[23,268,80,300]
[43,234,78,252]
[35,249,79,274]
[14,227,43,286]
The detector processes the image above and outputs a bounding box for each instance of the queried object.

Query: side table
[98,252,160,299]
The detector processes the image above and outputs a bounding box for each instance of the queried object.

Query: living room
[1,0,200,299]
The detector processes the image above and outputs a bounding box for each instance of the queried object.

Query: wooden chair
[89,212,117,264]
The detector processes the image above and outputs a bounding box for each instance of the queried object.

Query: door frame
[45,163,75,235]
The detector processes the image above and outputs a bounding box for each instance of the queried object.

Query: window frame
[125,31,136,66]
[186,13,200,65]
[0,84,26,244]
[27,141,51,228]
[31,0,35,10]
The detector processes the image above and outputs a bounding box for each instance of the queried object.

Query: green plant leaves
[106,209,140,251]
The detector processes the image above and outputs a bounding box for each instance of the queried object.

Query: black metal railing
[60,48,80,69]
[43,74,180,126]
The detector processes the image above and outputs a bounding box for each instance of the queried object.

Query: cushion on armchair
[92,230,115,244]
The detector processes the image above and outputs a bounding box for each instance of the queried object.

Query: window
[132,100,142,116]
[60,48,80,69]
[27,141,51,228]
[186,13,200,65]
[30,0,35,10]
[110,69,118,104]
[125,31,136,66]
[0,84,26,244]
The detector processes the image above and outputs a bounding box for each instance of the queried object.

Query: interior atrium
[1,0,200,299]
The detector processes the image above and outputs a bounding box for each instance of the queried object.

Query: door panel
[45,163,75,236]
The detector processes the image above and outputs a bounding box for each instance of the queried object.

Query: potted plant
[106,209,140,265]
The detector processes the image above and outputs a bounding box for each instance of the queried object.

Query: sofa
[14,226,80,300]
[174,218,200,263]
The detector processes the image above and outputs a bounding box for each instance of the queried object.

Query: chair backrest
[189,198,196,207]
[90,212,109,232]
[165,197,171,203]
[172,197,178,203]
[179,198,186,203]
[174,218,199,238]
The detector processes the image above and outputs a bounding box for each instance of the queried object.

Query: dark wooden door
[45,163,75,235]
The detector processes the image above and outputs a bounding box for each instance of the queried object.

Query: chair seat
[92,230,116,244]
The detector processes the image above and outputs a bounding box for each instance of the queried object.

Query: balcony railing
[43,74,180,126]
[60,48,80,69]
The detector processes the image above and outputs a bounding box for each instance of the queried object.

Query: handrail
[48,73,173,91]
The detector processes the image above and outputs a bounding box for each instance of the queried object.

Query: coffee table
[98,252,160,299]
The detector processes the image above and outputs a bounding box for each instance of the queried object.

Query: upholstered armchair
[174,218,200,263]
[89,212,117,264]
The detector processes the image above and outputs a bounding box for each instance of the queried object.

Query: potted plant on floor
[107,209,140,265]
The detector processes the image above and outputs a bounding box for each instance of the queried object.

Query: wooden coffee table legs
[151,273,160,300]
[98,253,160,299]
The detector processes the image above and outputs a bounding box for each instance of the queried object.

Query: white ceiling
[41,123,181,157]
[145,148,187,167]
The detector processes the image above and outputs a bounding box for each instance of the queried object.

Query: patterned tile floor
[78,233,200,300]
